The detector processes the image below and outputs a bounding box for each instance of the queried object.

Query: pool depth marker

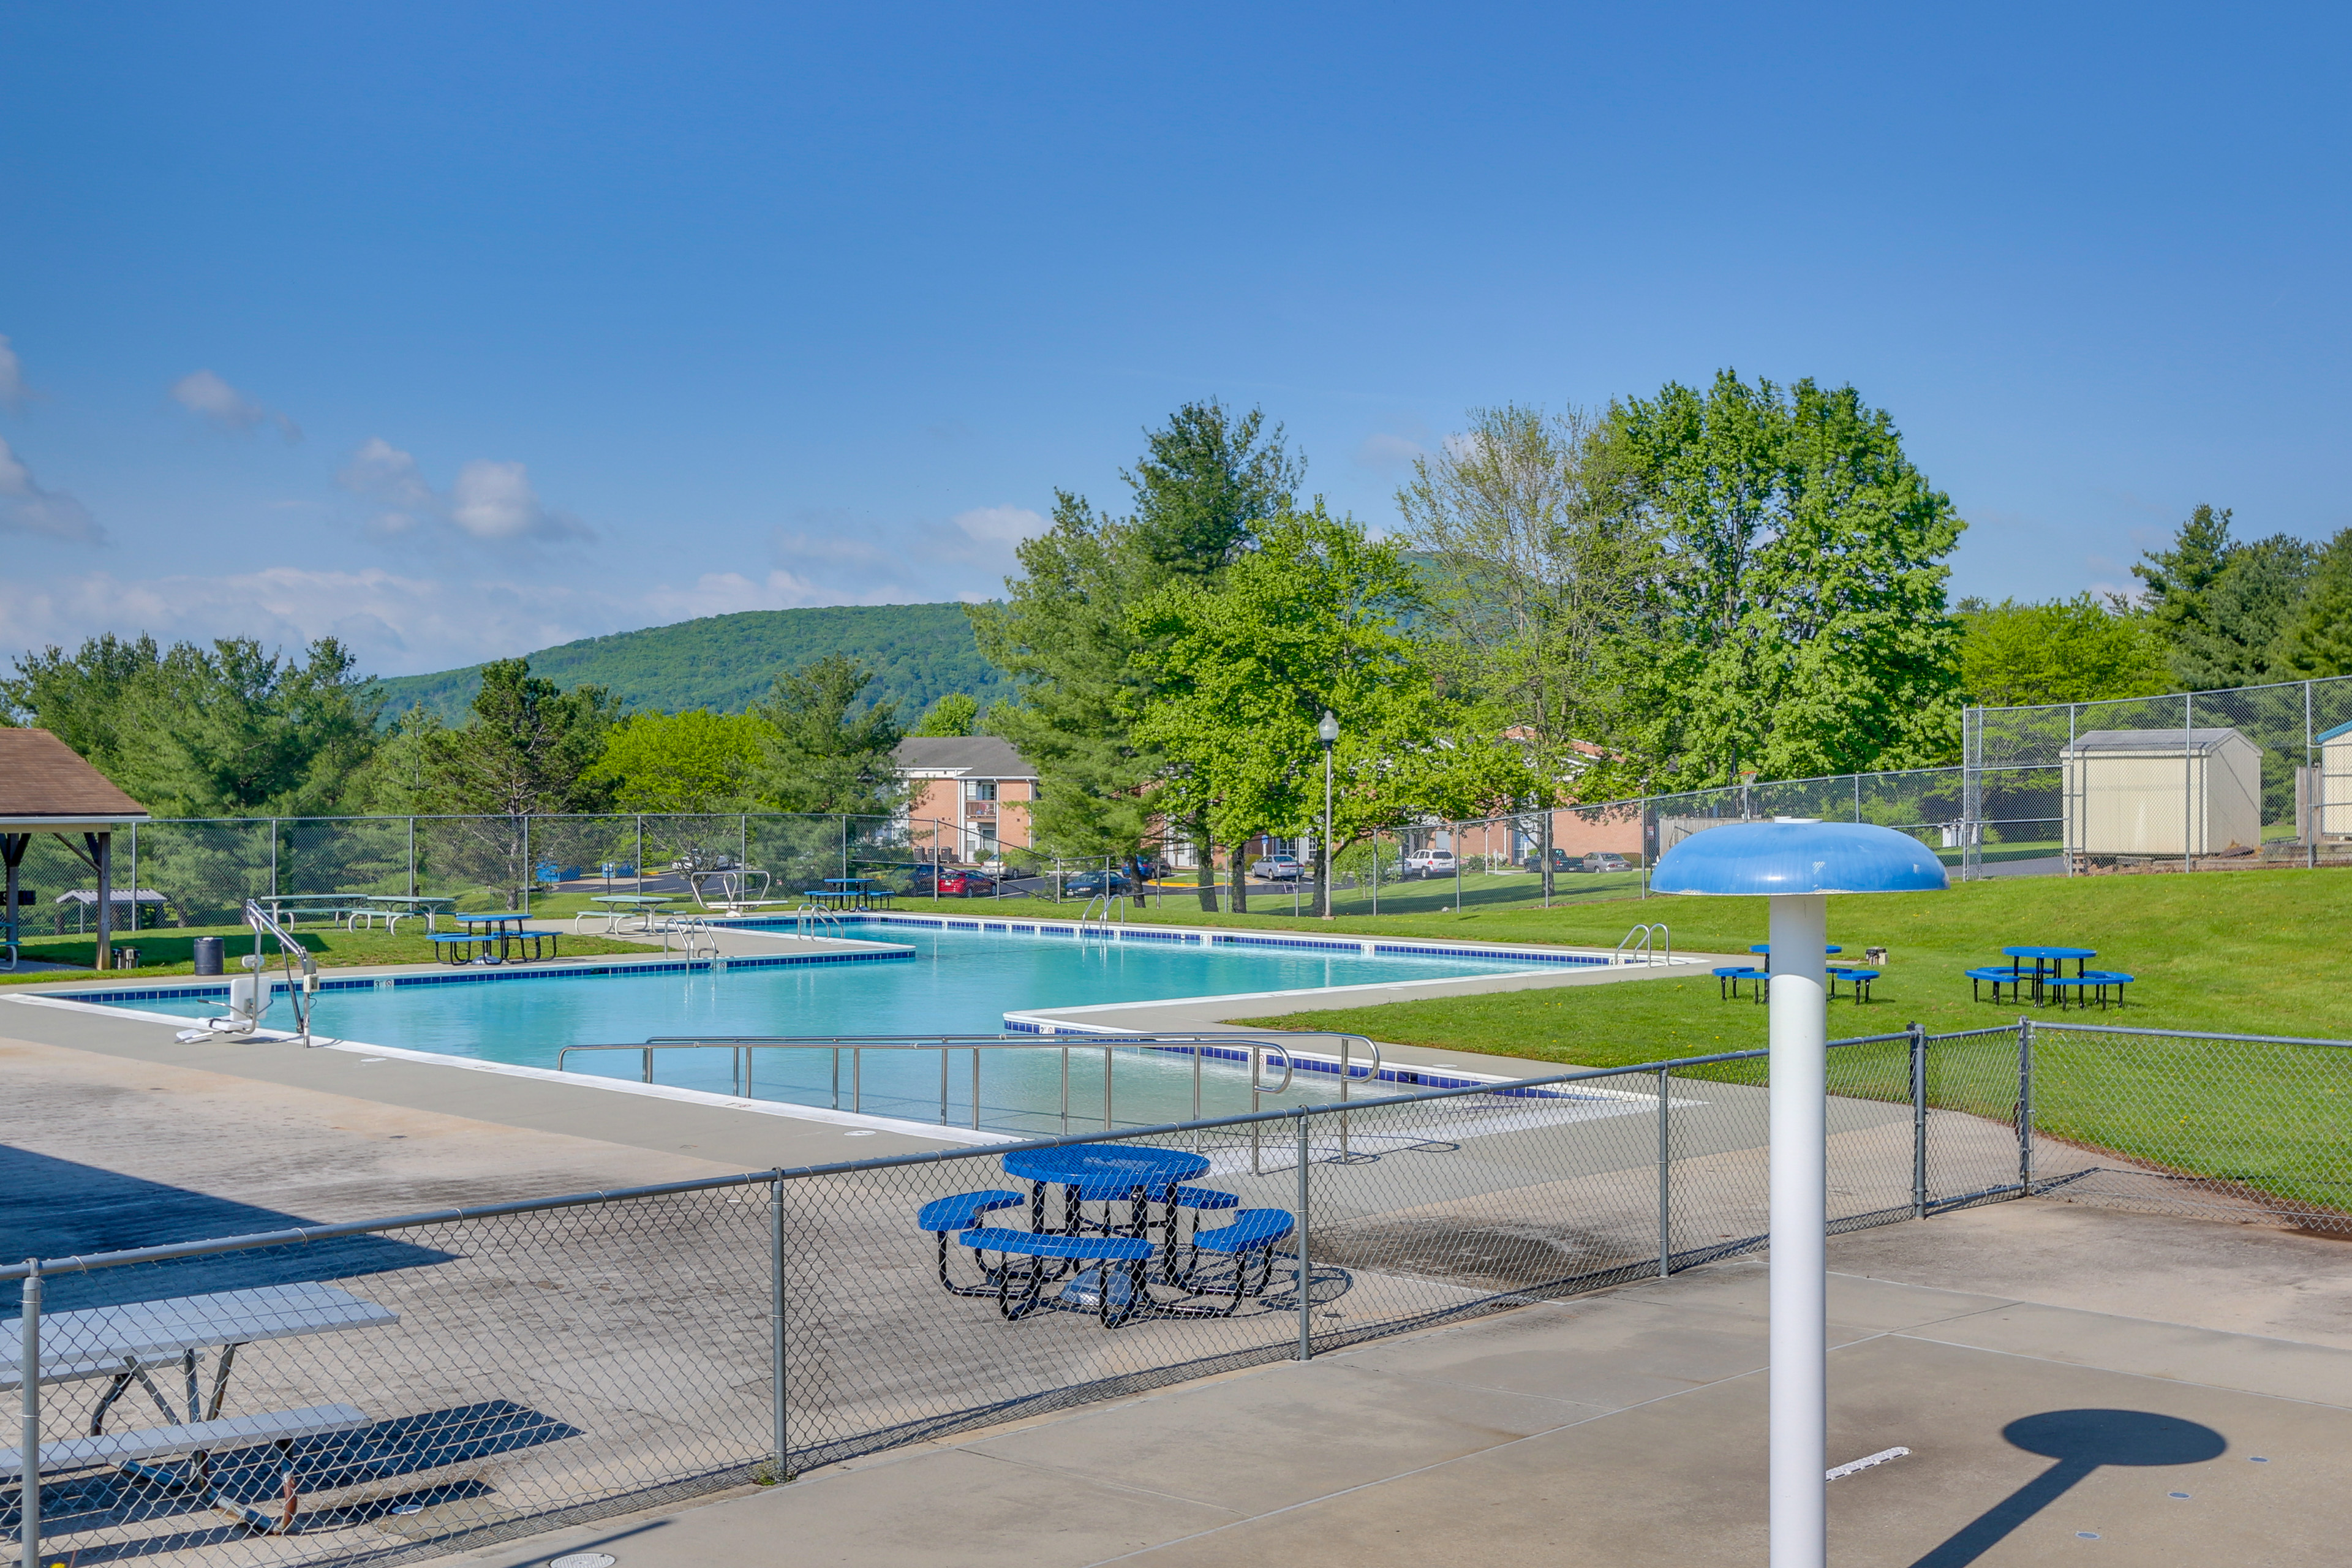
[1649,820,1947,1568]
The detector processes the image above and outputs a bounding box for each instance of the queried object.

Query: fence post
[407,816,417,899]
[19,1260,39,1568]
[1910,1022,1928,1219]
[769,1173,790,1482]
[1295,1110,1312,1362]
[2016,1017,2035,1195]
[1656,1065,1671,1278]
[2308,679,2319,870]
[269,818,279,901]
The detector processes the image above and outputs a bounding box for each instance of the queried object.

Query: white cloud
[758,502,1044,605]
[170,369,303,442]
[952,504,1047,546]
[339,439,590,546]
[0,334,28,410]
[0,434,102,543]
[641,570,829,619]
[1354,432,1427,474]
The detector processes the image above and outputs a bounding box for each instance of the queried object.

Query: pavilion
[0,728,151,972]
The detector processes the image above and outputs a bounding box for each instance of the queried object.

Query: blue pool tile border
[42,945,913,1006]
[717,911,1602,970]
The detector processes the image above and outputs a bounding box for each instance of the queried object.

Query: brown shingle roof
[0,729,149,822]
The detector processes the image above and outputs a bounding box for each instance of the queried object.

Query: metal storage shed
[2060,726,2264,861]
[2320,718,2352,840]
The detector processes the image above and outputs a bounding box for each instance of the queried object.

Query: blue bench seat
[1713,966,1765,1002]
[1170,1209,1297,1313]
[957,1227,1159,1327]
[917,1191,1026,1297]
[1828,967,1880,1003]
[1966,966,2024,1003]
[2052,971,2135,1010]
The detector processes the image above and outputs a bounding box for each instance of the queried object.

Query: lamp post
[1317,710,1339,920]
[1649,820,1947,1568]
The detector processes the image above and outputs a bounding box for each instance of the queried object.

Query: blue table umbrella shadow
[1908,1409,2227,1567]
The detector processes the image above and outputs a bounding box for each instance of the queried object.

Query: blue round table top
[1003,1145,1211,1193]
[2003,946,2096,959]
[1749,943,1844,954]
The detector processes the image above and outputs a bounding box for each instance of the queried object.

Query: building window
[967,779,998,802]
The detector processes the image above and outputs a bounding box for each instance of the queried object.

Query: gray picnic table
[1,1281,398,1534]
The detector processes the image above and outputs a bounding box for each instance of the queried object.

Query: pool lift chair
[177,899,321,1047]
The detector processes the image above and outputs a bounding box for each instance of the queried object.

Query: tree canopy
[1957,596,2174,707]
[2133,505,2321,689]
[1601,371,1966,788]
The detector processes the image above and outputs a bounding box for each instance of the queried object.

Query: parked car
[1063,867,1134,897]
[1520,848,1575,872]
[1248,854,1303,882]
[909,864,995,897]
[1401,849,1455,879]
[1585,853,1632,873]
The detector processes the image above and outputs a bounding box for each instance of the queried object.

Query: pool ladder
[1616,922,1671,966]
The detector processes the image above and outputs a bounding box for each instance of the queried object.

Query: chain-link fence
[1966,671,2352,878]
[10,1020,2342,1566]
[16,674,2348,943]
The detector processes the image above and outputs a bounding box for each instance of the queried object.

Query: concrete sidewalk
[447,1201,2352,1568]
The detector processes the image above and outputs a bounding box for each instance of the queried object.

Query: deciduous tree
[1602,371,1965,788]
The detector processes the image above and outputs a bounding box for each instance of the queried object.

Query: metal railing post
[971,1047,981,1131]
[1656,1065,1671,1278]
[2017,1017,2035,1194]
[1910,1022,1928,1218]
[769,1174,791,1482]
[1295,1110,1312,1361]
[19,1261,39,1568]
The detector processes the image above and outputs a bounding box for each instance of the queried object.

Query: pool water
[110,925,1559,1134]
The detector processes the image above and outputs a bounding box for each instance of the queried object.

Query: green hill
[372,603,1015,724]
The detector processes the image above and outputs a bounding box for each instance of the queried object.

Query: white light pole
[1317,710,1339,920]
[1649,820,1947,1568]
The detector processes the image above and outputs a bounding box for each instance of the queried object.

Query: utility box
[2321,720,2352,840]
[2061,727,2264,858]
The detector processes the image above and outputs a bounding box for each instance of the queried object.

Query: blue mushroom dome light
[1650,820,1950,897]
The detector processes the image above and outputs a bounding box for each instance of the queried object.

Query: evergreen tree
[971,401,1299,907]
[748,654,905,815]
[2272,527,2352,679]
[2132,505,2319,689]
[423,658,620,818]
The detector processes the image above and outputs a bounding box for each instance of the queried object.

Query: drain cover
[549,1556,617,1568]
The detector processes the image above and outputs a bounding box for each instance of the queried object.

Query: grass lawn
[2,922,653,985]
[1191,865,2352,1220]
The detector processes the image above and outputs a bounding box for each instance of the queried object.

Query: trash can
[192,936,225,975]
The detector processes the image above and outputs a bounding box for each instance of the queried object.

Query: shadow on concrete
[0,1144,453,1313]
[1909,1408,2227,1567]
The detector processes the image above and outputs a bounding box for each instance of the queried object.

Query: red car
[931,868,997,897]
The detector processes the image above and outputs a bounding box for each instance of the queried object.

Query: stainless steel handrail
[554,1031,1355,1156]
[238,898,319,1044]
[1616,922,1671,966]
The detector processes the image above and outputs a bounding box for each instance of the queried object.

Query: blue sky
[2,3,2346,676]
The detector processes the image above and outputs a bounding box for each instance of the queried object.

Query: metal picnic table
[821,877,891,910]
[579,894,674,933]
[2003,944,2097,1005]
[430,913,557,964]
[1,1281,397,1533]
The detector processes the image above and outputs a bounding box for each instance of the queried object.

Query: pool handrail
[553,1031,1356,1156]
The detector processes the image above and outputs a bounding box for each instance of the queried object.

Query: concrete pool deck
[6,998,2350,1566]
[437,1200,2352,1568]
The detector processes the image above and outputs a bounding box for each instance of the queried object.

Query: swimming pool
[72,919,1589,1134]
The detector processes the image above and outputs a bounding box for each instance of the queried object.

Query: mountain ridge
[371,601,1015,725]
